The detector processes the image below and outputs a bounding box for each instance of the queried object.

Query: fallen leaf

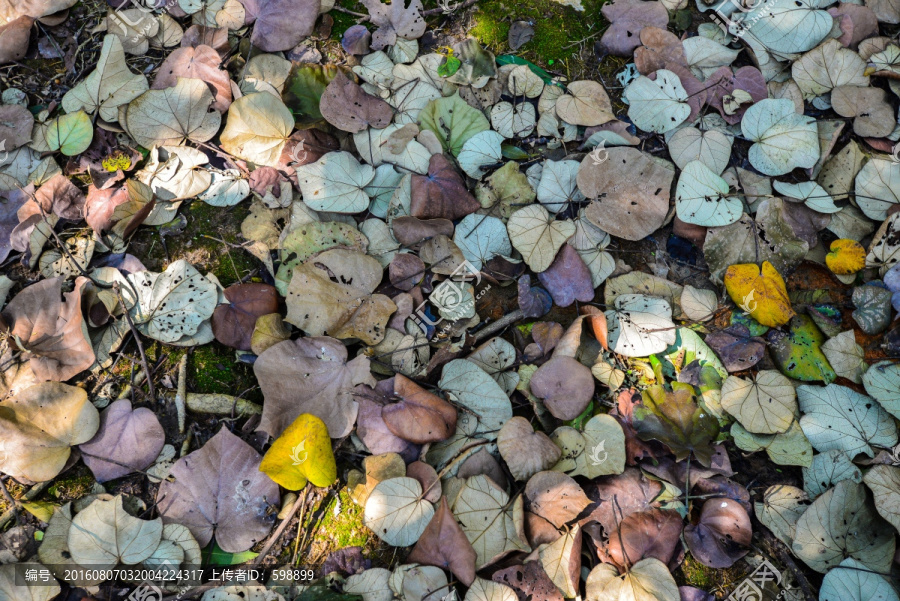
[79,399,165,483]
[260,413,337,490]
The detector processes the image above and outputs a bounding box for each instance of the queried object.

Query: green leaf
[496,55,560,86]
[634,382,720,466]
[437,55,461,77]
[201,541,259,566]
[768,315,836,383]
[46,111,93,156]
[282,64,341,125]
[418,92,490,156]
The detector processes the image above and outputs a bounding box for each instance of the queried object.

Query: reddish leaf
[389,254,425,291]
[381,374,457,443]
[683,498,752,568]
[579,468,663,534]
[34,174,85,220]
[0,103,34,149]
[152,45,232,112]
[525,471,591,528]
[407,496,477,586]
[605,509,684,569]
[406,460,441,503]
[599,0,669,57]
[391,216,454,247]
[211,283,280,351]
[411,154,481,220]
[704,66,767,125]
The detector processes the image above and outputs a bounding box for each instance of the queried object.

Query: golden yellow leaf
[259,413,336,490]
[724,261,795,328]
[825,239,866,275]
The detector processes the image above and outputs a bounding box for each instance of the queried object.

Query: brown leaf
[156,428,280,552]
[532,322,564,355]
[492,561,564,601]
[211,283,280,351]
[406,460,441,503]
[599,0,668,56]
[525,511,562,547]
[605,509,683,569]
[255,337,375,439]
[84,185,129,233]
[0,189,28,263]
[634,27,686,75]
[389,253,425,291]
[34,174,85,220]
[407,496,477,585]
[828,3,878,49]
[579,468,662,534]
[381,373,457,444]
[0,103,34,150]
[529,356,594,420]
[278,129,339,170]
[251,0,319,52]
[0,17,34,65]
[355,384,420,461]
[703,66,768,125]
[580,148,675,241]
[392,216,454,247]
[832,85,895,138]
[341,25,371,55]
[704,324,765,372]
[181,25,229,53]
[457,447,508,490]
[525,471,591,529]
[683,498,751,568]
[497,416,562,481]
[152,45,232,113]
[79,399,165,483]
[1,277,95,381]
[411,154,481,220]
[320,70,393,133]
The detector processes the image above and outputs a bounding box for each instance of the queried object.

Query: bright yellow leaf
[825,239,866,275]
[259,413,336,490]
[724,261,795,328]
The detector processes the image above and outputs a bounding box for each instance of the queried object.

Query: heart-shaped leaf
[260,413,337,490]
[80,399,165,483]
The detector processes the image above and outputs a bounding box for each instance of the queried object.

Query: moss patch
[45,467,96,503]
[187,344,261,401]
[302,489,389,567]
[469,0,606,77]
[676,554,746,596]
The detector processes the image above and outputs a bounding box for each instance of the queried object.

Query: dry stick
[472,309,526,343]
[291,489,310,565]
[114,283,156,405]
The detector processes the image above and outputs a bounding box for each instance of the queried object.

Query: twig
[113,284,156,405]
[332,5,369,18]
[175,354,187,435]
[472,309,526,342]
[251,492,306,567]
[291,489,310,565]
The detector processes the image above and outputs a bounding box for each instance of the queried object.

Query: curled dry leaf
[382,374,457,444]
[211,283,279,351]
[683,498,752,568]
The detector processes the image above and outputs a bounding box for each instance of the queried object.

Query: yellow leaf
[825,239,865,275]
[724,261,795,328]
[260,413,336,490]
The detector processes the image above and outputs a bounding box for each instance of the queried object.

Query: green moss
[189,343,261,401]
[46,467,96,502]
[309,490,373,550]
[469,0,606,77]
[676,554,746,595]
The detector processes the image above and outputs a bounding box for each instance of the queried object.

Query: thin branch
[114,284,156,405]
